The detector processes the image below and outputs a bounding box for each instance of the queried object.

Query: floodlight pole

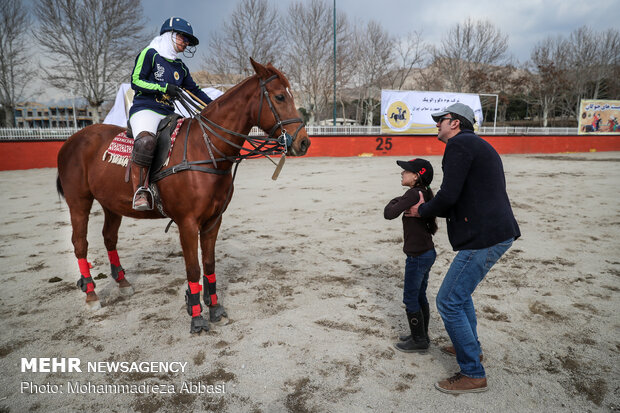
[332,0,337,126]
[480,93,498,133]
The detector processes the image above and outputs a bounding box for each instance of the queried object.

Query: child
[384,158,438,352]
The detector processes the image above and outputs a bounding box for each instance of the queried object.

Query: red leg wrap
[107,250,125,281]
[188,281,202,317]
[107,250,120,266]
[78,258,95,293]
[205,273,218,306]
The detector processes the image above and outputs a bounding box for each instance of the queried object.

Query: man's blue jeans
[436,238,513,378]
[403,249,436,313]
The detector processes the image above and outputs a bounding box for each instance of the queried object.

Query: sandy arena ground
[0,152,619,412]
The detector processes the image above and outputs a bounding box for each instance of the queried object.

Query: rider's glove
[166,84,182,99]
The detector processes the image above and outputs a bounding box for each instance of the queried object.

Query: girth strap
[151,160,231,182]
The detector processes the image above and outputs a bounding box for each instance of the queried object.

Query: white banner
[381,90,483,134]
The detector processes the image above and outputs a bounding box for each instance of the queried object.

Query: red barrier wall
[0,141,66,171]
[303,134,620,157]
[1,135,619,171]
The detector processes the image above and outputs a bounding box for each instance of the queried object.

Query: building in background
[13,102,104,128]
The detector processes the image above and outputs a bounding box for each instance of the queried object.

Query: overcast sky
[143,0,619,71]
[31,0,619,102]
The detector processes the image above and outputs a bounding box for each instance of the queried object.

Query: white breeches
[129,110,166,137]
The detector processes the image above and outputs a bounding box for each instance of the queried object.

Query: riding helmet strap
[107,250,125,282]
[76,258,95,293]
[185,281,202,317]
[203,273,217,306]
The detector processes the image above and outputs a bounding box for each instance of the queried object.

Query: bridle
[172,74,305,168]
[256,75,305,151]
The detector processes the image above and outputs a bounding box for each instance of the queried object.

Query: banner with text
[578,99,620,135]
[381,90,483,134]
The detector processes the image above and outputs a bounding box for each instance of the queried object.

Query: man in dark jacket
[409,102,520,394]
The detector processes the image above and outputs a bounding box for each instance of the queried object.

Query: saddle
[126,113,183,175]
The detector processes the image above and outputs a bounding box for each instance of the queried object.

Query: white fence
[256,125,579,136]
[0,125,581,141]
[0,127,80,141]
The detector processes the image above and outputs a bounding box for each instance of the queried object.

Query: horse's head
[250,58,310,156]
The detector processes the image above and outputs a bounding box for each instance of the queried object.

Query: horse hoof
[86,300,102,311]
[209,304,228,323]
[119,285,135,296]
[190,315,210,334]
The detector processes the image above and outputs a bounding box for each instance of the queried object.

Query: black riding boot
[421,302,430,344]
[399,303,430,343]
[394,310,429,353]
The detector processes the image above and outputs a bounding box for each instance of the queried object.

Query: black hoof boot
[209,304,228,323]
[190,315,210,334]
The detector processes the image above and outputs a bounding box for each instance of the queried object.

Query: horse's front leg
[178,219,209,334]
[200,218,228,323]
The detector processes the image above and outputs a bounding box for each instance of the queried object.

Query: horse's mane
[214,63,291,102]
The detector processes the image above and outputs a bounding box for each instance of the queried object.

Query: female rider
[129,17,212,210]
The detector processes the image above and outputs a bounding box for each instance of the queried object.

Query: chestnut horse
[56,59,310,333]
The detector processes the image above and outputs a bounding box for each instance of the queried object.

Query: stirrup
[132,187,154,211]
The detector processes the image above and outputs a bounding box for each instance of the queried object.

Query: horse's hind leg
[200,219,227,323]
[66,196,101,310]
[102,207,134,296]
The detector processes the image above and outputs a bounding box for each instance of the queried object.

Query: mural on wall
[578,100,620,135]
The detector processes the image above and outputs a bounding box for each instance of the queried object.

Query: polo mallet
[183,88,286,181]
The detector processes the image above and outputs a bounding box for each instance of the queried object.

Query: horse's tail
[56,175,65,199]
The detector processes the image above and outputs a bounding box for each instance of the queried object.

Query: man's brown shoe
[435,372,487,394]
[440,345,484,362]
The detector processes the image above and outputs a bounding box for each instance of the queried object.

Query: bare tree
[486,64,528,122]
[560,26,620,118]
[33,0,149,123]
[204,0,282,81]
[282,0,350,125]
[390,31,427,91]
[524,36,571,127]
[0,0,34,126]
[351,20,394,125]
[565,26,598,108]
[431,18,509,92]
[589,28,620,99]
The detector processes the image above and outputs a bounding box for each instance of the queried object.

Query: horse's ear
[250,57,270,79]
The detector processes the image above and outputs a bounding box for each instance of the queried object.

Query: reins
[170,74,304,170]
[154,73,304,233]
